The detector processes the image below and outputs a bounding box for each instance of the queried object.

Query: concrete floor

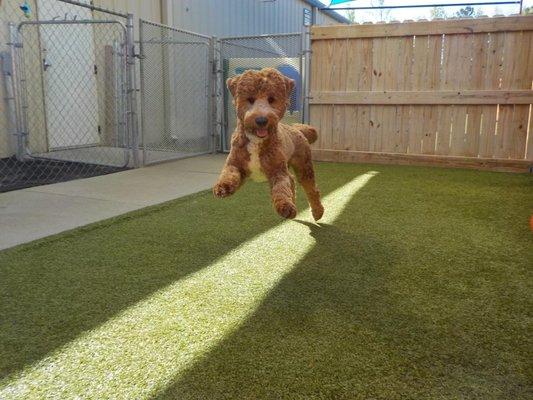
[0,154,225,251]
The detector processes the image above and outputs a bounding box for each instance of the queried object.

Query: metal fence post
[299,29,305,124]
[7,23,27,161]
[218,39,228,152]
[126,13,140,167]
[303,24,311,125]
[213,38,223,153]
[208,36,217,153]
[138,19,147,166]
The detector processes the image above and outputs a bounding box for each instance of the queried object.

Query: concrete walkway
[0,155,225,251]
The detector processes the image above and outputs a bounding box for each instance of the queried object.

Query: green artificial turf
[0,163,532,399]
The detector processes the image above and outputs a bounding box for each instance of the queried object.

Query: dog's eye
[247,97,255,104]
[268,96,275,104]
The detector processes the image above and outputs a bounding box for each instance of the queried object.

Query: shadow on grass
[154,221,399,398]
[154,168,532,399]
[0,171,356,381]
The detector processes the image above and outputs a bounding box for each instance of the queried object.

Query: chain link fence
[139,20,214,165]
[219,33,304,152]
[0,0,132,192]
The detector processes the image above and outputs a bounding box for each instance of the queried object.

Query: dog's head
[227,68,294,140]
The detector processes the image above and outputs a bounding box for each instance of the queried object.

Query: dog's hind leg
[292,159,324,221]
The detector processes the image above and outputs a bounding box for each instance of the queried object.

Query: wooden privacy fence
[309,16,533,171]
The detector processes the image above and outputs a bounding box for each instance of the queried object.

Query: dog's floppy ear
[226,74,241,97]
[284,76,295,96]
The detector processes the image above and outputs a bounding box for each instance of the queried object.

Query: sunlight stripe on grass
[0,172,378,400]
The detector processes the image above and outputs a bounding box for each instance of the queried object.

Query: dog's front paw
[213,181,236,198]
[312,203,324,221]
[276,201,297,219]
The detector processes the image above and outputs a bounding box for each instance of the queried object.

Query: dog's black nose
[255,117,268,127]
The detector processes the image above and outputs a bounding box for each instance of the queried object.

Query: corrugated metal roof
[303,0,350,23]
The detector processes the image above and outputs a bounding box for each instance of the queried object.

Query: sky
[318,0,531,23]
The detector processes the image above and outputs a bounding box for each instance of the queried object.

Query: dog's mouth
[255,128,269,138]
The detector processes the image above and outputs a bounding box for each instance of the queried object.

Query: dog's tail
[293,123,318,144]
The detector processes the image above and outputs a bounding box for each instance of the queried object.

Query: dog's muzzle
[255,117,269,138]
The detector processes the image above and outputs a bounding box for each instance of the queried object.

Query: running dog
[213,68,324,221]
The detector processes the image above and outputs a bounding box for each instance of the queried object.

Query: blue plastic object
[20,1,32,18]
[276,64,301,113]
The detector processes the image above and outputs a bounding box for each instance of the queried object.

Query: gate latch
[0,52,13,76]
[43,58,52,71]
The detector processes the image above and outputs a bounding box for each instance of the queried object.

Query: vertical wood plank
[435,33,454,155]
[446,34,471,156]
[359,38,373,151]
[421,35,441,155]
[332,39,347,149]
[464,33,488,157]
[526,31,533,160]
[321,39,336,150]
[510,105,529,159]
[497,31,520,158]
[409,34,427,154]
[344,38,359,151]
[478,32,504,158]
[527,105,533,160]
[396,35,413,153]
[496,105,513,158]
[370,36,387,152]
[508,31,531,159]
[382,37,401,152]
[343,38,357,151]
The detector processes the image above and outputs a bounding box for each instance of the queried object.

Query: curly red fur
[214,68,324,221]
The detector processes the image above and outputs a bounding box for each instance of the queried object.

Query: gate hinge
[7,42,23,48]
[94,64,98,75]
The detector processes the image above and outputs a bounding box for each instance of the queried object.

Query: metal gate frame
[7,19,131,168]
[139,19,217,166]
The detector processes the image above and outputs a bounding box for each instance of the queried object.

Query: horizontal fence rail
[310,16,533,39]
[310,90,533,105]
[309,16,533,172]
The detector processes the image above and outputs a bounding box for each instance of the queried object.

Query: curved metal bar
[57,0,128,18]
[139,19,212,40]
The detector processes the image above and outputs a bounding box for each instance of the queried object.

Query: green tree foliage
[455,5,475,17]
[430,6,447,19]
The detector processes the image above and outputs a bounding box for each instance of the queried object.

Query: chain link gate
[0,0,136,193]
[139,20,215,165]
[15,20,128,160]
[219,32,305,152]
